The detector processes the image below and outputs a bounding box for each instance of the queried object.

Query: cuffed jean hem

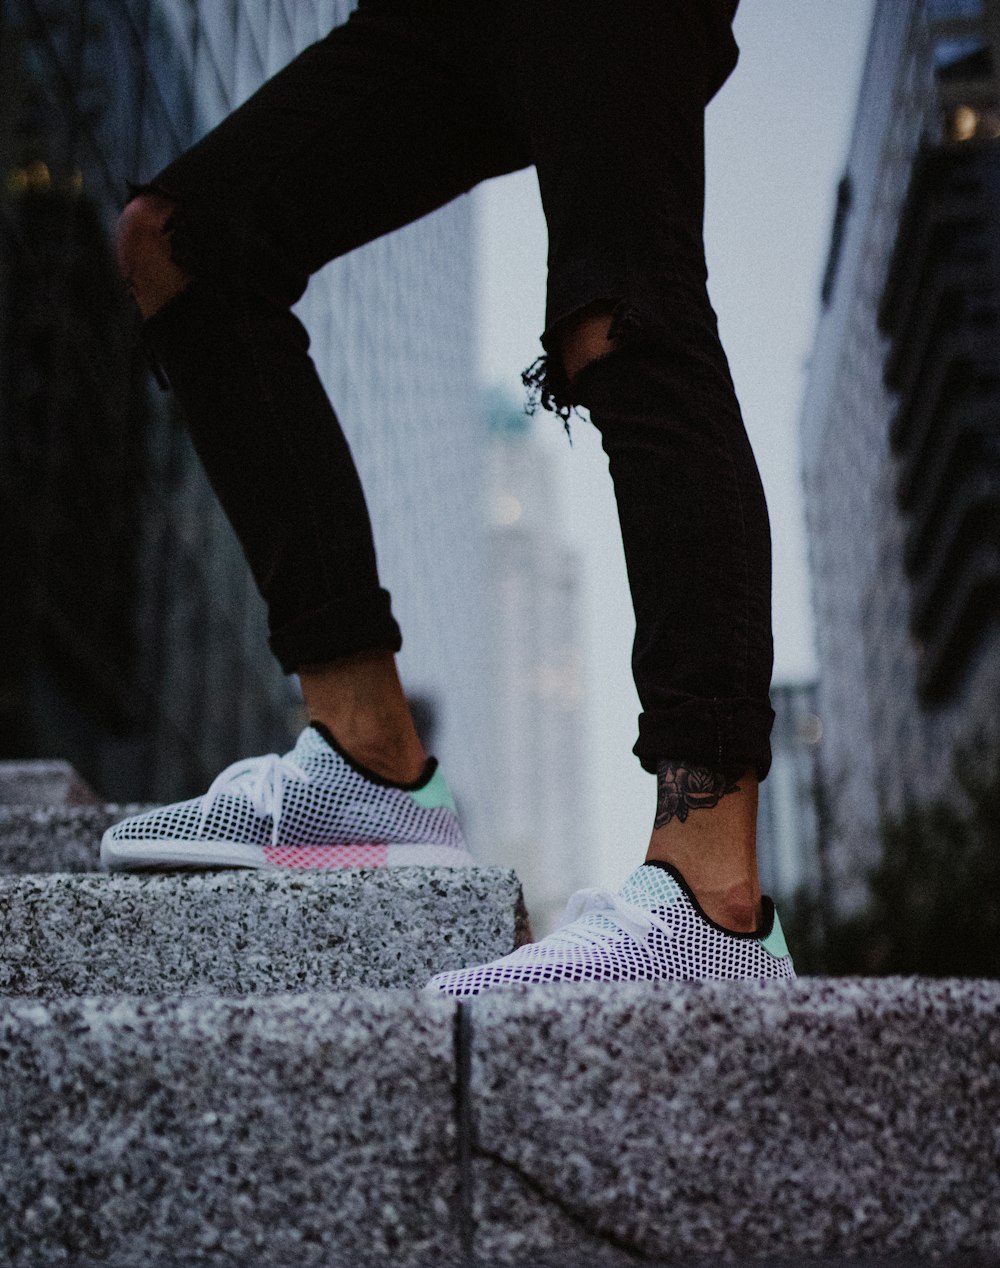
[268,591,402,674]
[633,695,776,782]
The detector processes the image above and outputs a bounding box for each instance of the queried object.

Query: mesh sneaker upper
[425,862,795,994]
[106,724,466,852]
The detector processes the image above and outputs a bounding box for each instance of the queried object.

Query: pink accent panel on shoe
[261,842,389,868]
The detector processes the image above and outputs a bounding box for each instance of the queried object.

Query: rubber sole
[100,832,475,872]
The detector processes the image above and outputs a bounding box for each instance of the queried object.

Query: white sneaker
[101,722,473,871]
[425,861,795,994]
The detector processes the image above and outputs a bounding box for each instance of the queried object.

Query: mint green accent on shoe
[620,863,682,909]
[409,765,457,813]
[761,907,790,960]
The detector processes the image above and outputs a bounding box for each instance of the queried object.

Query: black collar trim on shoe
[308,721,439,791]
[643,860,776,940]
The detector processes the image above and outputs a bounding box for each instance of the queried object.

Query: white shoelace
[555,887,675,948]
[197,753,311,846]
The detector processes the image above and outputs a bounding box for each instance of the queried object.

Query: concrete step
[0,979,995,1266]
[0,991,459,1268]
[0,868,528,995]
[467,977,1000,1266]
[0,804,152,874]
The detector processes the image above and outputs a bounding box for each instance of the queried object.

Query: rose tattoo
[655,760,742,826]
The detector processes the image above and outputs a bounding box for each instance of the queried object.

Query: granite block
[468,978,1000,1265]
[0,804,152,873]
[0,760,100,807]
[0,868,528,995]
[0,992,462,1267]
[0,979,997,1265]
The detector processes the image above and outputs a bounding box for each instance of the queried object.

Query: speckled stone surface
[0,980,997,1265]
[0,992,462,1267]
[0,868,528,994]
[468,978,1000,1265]
[0,804,151,873]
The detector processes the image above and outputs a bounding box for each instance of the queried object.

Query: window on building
[821,175,853,307]
[933,37,993,81]
[926,0,985,19]
[945,102,1000,140]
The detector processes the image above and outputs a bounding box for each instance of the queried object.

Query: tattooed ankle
[654,759,743,826]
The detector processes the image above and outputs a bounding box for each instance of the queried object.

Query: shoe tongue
[618,863,683,911]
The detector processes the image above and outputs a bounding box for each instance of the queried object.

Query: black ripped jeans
[124,0,776,779]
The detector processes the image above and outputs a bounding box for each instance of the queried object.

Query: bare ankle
[297,650,428,783]
[684,877,761,932]
[645,758,762,932]
[646,852,761,931]
[328,730,428,784]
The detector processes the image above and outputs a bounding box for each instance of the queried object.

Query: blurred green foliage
[784,734,1000,977]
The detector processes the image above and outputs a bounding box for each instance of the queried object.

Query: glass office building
[800,0,1000,914]
[0,1,486,839]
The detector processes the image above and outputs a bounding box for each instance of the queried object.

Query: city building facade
[756,681,823,905]
[0,1,486,840]
[801,0,1000,913]
[482,389,588,934]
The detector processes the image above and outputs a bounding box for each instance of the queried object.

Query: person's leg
[427,0,794,992]
[106,1,532,868]
[118,194,429,783]
[115,2,527,787]
[553,316,765,932]
[524,0,771,933]
[118,191,426,780]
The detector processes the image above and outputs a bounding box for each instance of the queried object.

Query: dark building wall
[879,139,1000,702]
[800,0,1000,912]
[0,1,298,801]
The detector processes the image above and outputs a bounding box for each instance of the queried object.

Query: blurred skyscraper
[756,681,823,905]
[0,1,486,842]
[801,0,1000,913]
[482,388,588,934]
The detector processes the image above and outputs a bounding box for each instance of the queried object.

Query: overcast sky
[475,0,876,890]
